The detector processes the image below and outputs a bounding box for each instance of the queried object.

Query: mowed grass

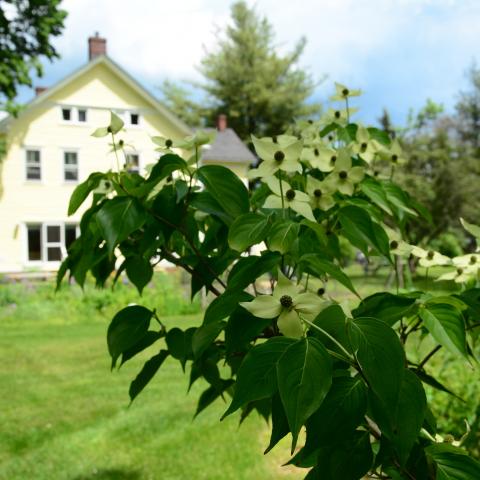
[0,280,301,480]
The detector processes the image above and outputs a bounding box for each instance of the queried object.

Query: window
[64,151,79,181]
[78,109,87,122]
[27,225,42,260]
[62,108,71,121]
[26,223,78,263]
[125,153,140,174]
[130,113,139,125]
[26,149,41,180]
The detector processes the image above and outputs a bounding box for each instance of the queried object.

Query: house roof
[202,128,256,165]
[0,55,192,136]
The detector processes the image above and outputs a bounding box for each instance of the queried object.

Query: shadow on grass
[73,469,141,480]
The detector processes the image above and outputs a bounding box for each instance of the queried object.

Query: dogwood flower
[306,176,335,211]
[322,108,357,126]
[411,246,451,268]
[436,266,478,283]
[263,176,315,221]
[384,227,414,257]
[301,145,337,172]
[239,271,325,338]
[325,149,365,195]
[151,136,176,152]
[352,126,379,164]
[249,135,303,178]
[330,82,362,102]
[452,254,480,268]
[379,139,407,166]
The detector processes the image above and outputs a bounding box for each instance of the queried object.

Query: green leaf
[300,254,359,297]
[165,327,195,370]
[276,336,332,452]
[191,191,232,225]
[120,331,163,367]
[228,213,271,251]
[222,337,296,419]
[347,317,405,407]
[195,379,235,418]
[107,305,153,368]
[311,304,350,357]
[360,178,394,216]
[192,321,226,359]
[125,256,153,294]
[197,165,250,218]
[148,154,187,182]
[267,219,299,254]
[411,368,461,399]
[370,369,426,465]
[353,292,417,326]
[68,172,104,215]
[204,290,253,325]
[129,350,169,402]
[265,393,290,454]
[419,303,468,359]
[96,197,147,255]
[382,182,418,217]
[426,444,480,480]
[109,111,124,133]
[338,205,391,261]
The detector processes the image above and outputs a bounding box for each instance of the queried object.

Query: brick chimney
[88,32,107,60]
[35,86,48,96]
[216,114,227,131]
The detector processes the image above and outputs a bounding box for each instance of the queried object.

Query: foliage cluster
[59,84,480,479]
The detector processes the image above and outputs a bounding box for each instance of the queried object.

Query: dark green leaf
[191,191,232,224]
[125,256,153,294]
[228,213,271,251]
[195,379,234,418]
[347,317,405,407]
[353,292,417,326]
[148,154,187,182]
[426,444,480,479]
[277,336,332,452]
[411,368,462,400]
[192,320,226,359]
[419,303,468,359]
[165,327,196,370]
[129,350,169,402]
[265,393,290,454]
[96,197,147,255]
[222,337,296,419]
[204,290,253,325]
[121,331,163,367]
[300,254,359,297]
[107,305,153,368]
[267,219,299,254]
[197,165,249,218]
[360,178,394,215]
[68,172,103,215]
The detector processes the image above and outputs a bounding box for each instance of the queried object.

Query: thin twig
[418,345,442,370]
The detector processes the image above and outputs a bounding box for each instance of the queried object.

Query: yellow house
[0,35,198,273]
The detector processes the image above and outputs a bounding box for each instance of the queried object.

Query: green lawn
[0,279,301,480]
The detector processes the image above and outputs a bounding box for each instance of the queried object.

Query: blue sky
[17,0,480,127]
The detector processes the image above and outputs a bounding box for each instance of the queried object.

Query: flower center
[280,295,293,308]
[427,250,435,260]
[330,155,337,165]
[118,139,124,147]
[317,287,325,296]
[285,189,296,201]
[342,88,349,96]
[107,126,113,133]
[314,189,322,198]
[390,240,399,250]
[272,135,278,143]
[374,170,379,177]
[274,150,285,163]
[328,135,334,141]
[360,142,367,152]
[391,154,398,163]
[165,139,173,148]
[104,181,111,189]
[457,267,464,275]
[334,111,341,119]
[339,170,348,180]
[308,119,313,124]
[470,256,477,265]
[314,148,319,156]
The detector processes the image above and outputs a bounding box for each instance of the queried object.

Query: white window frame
[125,151,142,174]
[62,149,80,183]
[24,222,79,265]
[24,147,43,182]
[59,106,89,126]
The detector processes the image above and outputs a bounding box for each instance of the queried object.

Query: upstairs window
[78,109,87,122]
[62,108,71,121]
[125,153,140,174]
[26,149,41,180]
[129,113,139,125]
[64,151,79,182]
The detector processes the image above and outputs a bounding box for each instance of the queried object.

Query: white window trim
[58,105,89,126]
[24,222,79,266]
[114,109,142,129]
[125,150,142,174]
[61,148,80,184]
[24,146,43,183]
